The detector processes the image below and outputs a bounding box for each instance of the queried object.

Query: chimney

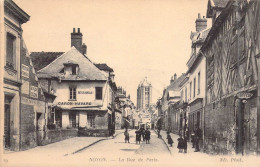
[195,13,207,32]
[71,28,83,53]
[82,43,87,55]
[170,73,177,84]
[170,76,174,84]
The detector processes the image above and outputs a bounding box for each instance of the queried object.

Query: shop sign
[78,91,93,94]
[57,102,92,105]
[22,64,29,78]
[21,96,45,107]
[236,92,253,99]
[30,86,38,98]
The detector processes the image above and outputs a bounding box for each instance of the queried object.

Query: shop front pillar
[62,111,69,128]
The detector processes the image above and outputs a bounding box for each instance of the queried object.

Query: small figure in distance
[166,131,174,147]
[124,129,130,143]
[145,128,151,144]
[135,128,141,144]
[177,134,184,153]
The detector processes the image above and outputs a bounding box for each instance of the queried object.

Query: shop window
[87,113,95,128]
[55,110,62,128]
[95,87,102,100]
[197,112,201,127]
[6,33,16,70]
[69,87,76,100]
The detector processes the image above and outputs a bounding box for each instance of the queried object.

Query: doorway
[4,96,12,149]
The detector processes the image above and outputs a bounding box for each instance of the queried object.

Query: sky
[14,0,211,105]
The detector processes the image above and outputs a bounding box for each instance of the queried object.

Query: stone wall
[204,96,236,154]
[78,129,110,137]
[38,129,78,146]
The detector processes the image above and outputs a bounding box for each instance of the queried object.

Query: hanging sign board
[236,92,253,99]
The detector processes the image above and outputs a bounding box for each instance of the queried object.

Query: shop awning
[56,106,107,112]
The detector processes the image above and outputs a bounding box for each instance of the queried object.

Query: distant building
[159,74,186,131]
[137,77,152,110]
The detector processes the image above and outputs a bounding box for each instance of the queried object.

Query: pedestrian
[145,128,151,144]
[124,129,130,143]
[177,134,184,153]
[194,124,202,152]
[135,129,141,144]
[191,132,195,148]
[156,117,162,138]
[183,134,188,153]
[166,131,173,147]
[140,126,145,141]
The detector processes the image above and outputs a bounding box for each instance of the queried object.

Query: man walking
[194,124,202,152]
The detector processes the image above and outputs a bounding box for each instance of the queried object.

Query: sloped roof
[30,52,64,71]
[191,28,211,44]
[166,74,186,92]
[211,0,229,8]
[37,47,107,81]
[95,63,114,72]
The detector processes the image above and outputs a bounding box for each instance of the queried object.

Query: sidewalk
[3,129,125,159]
[157,130,209,158]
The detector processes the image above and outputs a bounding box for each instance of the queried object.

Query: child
[177,135,184,153]
[145,129,151,144]
[124,129,130,143]
[166,132,174,147]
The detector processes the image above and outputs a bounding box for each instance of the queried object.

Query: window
[72,66,77,75]
[95,87,103,100]
[6,33,16,69]
[185,87,187,102]
[87,113,95,128]
[190,82,192,100]
[194,77,196,97]
[198,72,200,95]
[69,87,76,100]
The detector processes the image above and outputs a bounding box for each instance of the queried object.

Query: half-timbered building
[203,0,260,154]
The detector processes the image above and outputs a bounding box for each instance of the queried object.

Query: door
[4,98,11,148]
[235,99,245,154]
[36,113,42,145]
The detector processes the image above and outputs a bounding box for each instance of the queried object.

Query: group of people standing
[165,124,202,153]
[124,126,151,144]
[135,126,151,144]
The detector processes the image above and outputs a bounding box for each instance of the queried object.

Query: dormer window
[72,65,77,75]
[63,62,79,75]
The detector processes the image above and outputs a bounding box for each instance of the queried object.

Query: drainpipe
[256,54,260,155]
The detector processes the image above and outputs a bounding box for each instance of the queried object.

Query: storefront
[188,98,203,137]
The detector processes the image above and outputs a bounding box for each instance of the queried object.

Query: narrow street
[75,130,170,156]
[66,130,171,166]
[3,130,171,167]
